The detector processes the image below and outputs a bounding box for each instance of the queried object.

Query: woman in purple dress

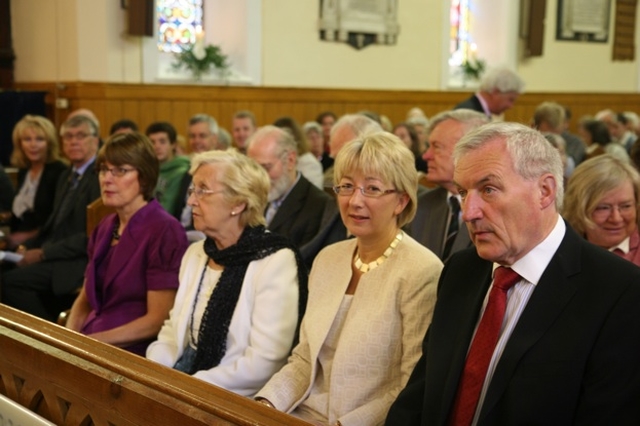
[66,132,188,355]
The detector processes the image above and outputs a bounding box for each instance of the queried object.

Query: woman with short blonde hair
[256,132,442,425]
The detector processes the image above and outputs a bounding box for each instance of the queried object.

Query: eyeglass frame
[333,184,398,198]
[61,131,96,142]
[591,202,637,220]
[187,185,225,199]
[97,166,137,178]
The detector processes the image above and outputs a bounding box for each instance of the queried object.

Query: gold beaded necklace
[353,231,403,273]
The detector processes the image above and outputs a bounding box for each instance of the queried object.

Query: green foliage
[461,58,486,81]
[172,44,229,81]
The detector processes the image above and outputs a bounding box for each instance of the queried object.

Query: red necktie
[449,266,522,426]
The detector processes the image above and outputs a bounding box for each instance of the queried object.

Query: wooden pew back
[0,305,309,426]
[86,197,116,236]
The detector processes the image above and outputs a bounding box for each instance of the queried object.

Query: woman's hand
[66,284,91,332]
[17,248,44,266]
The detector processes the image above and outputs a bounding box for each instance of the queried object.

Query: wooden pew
[0,305,310,426]
[86,197,116,236]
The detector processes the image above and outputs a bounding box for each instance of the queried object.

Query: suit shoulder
[417,186,446,203]
[299,175,330,201]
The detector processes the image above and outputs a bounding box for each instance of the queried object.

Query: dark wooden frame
[556,0,611,42]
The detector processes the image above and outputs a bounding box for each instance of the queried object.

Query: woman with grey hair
[256,132,442,426]
[147,149,307,396]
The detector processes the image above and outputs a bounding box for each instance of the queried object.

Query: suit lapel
[429,189,450,257]
[478,227,582,420]
[269,178,303,232]
[102,203,150,294]
[431,253,493,424]
[446,225,473,262]
[305,240,354,363]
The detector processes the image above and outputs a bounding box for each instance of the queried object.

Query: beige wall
[10,0,640,93]
[518,0,640,92]
[11,0,142,82]
[261,0,443,89]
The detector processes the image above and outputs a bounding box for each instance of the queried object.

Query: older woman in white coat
[146,149,307,397]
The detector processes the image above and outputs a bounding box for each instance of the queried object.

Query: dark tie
[54,171,80,227]
[443,196,461,259]
[449,266,522,426]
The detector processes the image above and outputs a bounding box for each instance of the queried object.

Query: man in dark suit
[454,67,524,118]
[247,125,330,248]
[407,109,488,262]
[386,122,640,425]
[2,114,101,321]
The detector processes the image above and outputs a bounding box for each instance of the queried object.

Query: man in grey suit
[247,125,330,248]
[407,109,488,262]
[2,114,101,321]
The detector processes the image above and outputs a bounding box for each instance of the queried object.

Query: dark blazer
[268,174,330,248]
[0,165,14,211]
[561,130,587,165]
[299,198,348,269]
[27,162,101,294]
[406,186,472,262]
[11,160,67,232]
[386,224,640,425]
[453,94,486,115]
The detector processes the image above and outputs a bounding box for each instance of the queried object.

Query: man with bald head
[247,125,330,248]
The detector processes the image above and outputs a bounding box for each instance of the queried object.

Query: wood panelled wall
[14,81,640,138]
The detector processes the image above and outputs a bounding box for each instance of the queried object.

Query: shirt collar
[447,191,461,204]
[475,92,492,117]
[609,236,631,254]
[73,156,96,176]
[493,215,566,286]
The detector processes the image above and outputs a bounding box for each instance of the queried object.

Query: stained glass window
[157,0,204,53]
[449,0,475,68]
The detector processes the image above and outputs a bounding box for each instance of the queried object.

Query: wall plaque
[556,0,611,42]
[319,0,399,50]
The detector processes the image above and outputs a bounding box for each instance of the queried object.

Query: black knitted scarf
[189,225,308,374]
